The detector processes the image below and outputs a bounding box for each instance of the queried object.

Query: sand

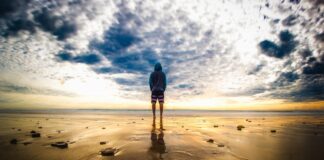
[0,112,324,160]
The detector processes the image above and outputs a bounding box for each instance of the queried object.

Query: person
[149,62,167,120]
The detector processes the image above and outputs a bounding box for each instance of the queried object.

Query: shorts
[151,91,164,104]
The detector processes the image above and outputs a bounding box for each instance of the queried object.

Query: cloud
[33,8,77,40]
[0,0,323,106]
[56,52,101,65]
[89,24,141,55]
[259,30,298,58]
[282,15,298,26]
[315,32,324,42]
[0,81,75,97]
[302,61,324,75]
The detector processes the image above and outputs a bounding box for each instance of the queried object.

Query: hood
[154,62,162,71]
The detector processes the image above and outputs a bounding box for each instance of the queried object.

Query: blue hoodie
[149,63,167,93]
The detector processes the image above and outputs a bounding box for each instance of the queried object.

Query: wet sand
[0,112,324,160]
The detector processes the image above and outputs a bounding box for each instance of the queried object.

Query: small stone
[85,127,88,129]
[270,129,276,133]
[132,121,136,123]
[51,142,68,149]
[100,141,106,145]
[12,127,15,130]
[31,132,41,138]
[102,127,106,129]
[213,125,218,128]
[141,118,144,120]
[23,142,32,145]
[10,139,18,144]
[237,125,245,131]
[17,129,21,131]
[218,144,225,147]
[30,130,36,134]
[48,136,52,138]
[207,139,214,143]
[100,147,117,156]
[38,126,42,129]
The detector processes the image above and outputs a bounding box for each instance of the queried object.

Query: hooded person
[149,62,167,118]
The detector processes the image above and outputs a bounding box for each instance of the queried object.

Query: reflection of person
[149,62,167,120]
[149,116,166,159]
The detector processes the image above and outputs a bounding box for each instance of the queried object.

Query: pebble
[100,141,107,145]
[218,144,225,147]
[23,142,32,146]
[213,125,218,128]
[100,148,117,156]
[51,142,68,149]
[270,129,276,133]
[207,139,214,143]
[10,139,18,144]
[31,132,41,138]
[237,125,245,131]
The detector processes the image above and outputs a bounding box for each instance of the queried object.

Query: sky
[0,0,323,110]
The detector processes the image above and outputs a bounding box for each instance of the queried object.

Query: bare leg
[152,103,156,118]
[159,102,163,120]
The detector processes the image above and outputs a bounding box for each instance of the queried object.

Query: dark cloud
[285,75,324,101]
[282,15,298,26]
[259,30,298,58]
[0,0,35,37]
[299,49,312,59]
[259,40,281,57]
[89,24,141,55]
[272,72,299,87]
[3,19,36,36]
[94,67,125,74]
[315,32,324,42]
[1,1,78,40]
[113,76,148,92]
[303,61,324,74]
[0,0,30,17]
[289,0,301,4]
[33,8,77,40]
[174,84,194,89]
[56,52,101,65]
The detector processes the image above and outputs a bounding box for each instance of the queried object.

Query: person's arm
[163,73,167,91]
[149,73,153,91]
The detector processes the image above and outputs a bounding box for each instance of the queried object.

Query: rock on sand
[218,144,225,147]
[51,142,68,149]
[31,132,41,138]
[237,125,245,131]
[207,139,214,143]
[10,139,17,144]
[100,147,117,156]
[100,141,107,145]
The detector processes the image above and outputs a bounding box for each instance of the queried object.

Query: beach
[0,110,324,160]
